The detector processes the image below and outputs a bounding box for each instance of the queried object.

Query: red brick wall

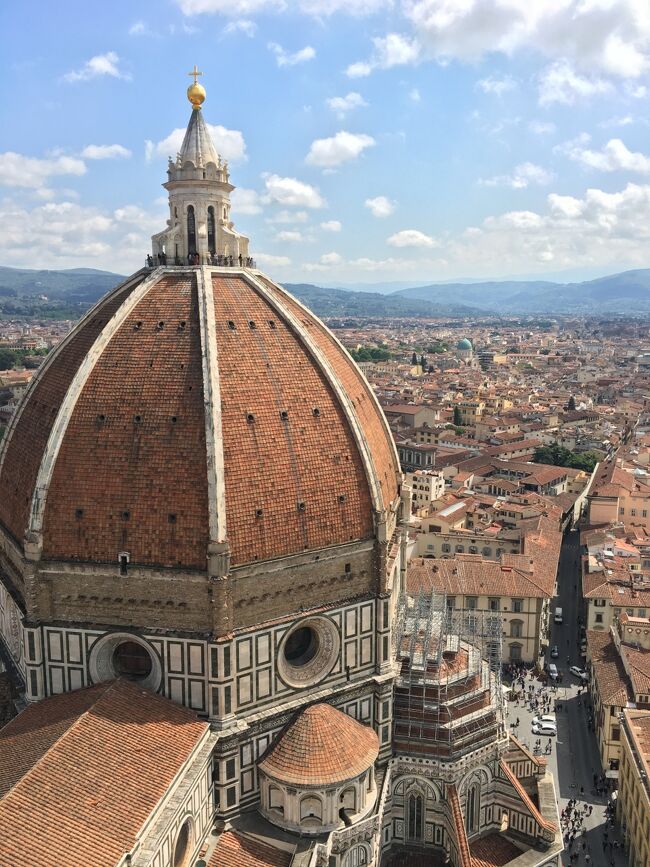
[42,275,209,569]
[213,275,373,566]
[258,277,400,510]
[0,276,145,547]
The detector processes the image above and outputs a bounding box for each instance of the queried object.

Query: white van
[548,663,559,682]
[554,607,563,624]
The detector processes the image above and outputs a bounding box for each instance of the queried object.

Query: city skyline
[2,1,650,282]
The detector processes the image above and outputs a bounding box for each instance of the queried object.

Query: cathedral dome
[456,337,472,351]
[0,269,400,573]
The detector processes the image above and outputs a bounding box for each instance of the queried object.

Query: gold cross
[187,65,203,85]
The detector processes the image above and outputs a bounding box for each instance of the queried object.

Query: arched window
[207,206,216,254]
[187,205,197,256]
[407,793,423,841]
[341,787,356,812]
[345,846,368,867]
[466,782,480,834]
[269,786,284,814]
[300,796,322,827]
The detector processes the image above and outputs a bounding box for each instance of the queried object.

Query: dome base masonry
[0,72,563,867]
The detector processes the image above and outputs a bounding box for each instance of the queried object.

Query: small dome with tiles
[258,702,379,786]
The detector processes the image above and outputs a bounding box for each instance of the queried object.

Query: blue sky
[2,0,650,283]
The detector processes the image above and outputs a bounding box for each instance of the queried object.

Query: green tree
[567,395,576,411]
[453,406,463,426]
[0,349,17,370]
[411,352,418,365]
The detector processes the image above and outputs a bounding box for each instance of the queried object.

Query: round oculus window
[88,632,162,692]
[277,617,340,689]
[283,626,319,667]
[112,640,153,680]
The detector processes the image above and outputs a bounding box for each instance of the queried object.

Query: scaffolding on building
[392,587,506,760]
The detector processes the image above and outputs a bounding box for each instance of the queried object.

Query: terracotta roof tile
[447,783,472,867]
[0,679,208,867]
[209,831,292,867]
[470,833,522,867]
[258,702,378,786]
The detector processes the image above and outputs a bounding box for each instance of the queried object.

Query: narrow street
[505,529,626,867]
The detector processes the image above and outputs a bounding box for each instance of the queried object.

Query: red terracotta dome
[0,268,400,570]
[258,702,379,786]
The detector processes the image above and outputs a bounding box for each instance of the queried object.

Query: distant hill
[1,265,649,318]
[0,266,125,304]
[284,283,482,318]
[393,268,650,313]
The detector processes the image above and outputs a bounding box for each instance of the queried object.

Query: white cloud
[63,51,130,83]
[538,61,613,106]
[268,42,316,67]
[231,187,263,214]
[599,115,636,128]
[306,131,375,168]
[558,135,650,174]
[326,92,367,118]
[446,182,650,274]
[409,87,421,102]
[321,219,342,231]
[320,251,342,265]
[365,195,395,217]
[626,83,647,98]
[178,0,284,13]
[128,20,159,37]
[481,161,554,189]
[224,18,257,36]
[346,32,420,77]
[145,124,247,162]
[177,0,390,16]
[275,230,305,242]
[528,120,556,135]
[262,174,326,208]
[404,0,650,79]
[267,209,309,224]
[0,152,87,189]
[346,61,373,78]
[476,75,517,96]
[0,196,167,271]
[81,144,132,160]
[387,229,437,248]
[255,252,292,267]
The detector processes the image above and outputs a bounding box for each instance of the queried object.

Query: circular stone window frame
[277,616,340,690]
[88,631,162,692]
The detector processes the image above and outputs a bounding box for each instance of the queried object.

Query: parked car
[550,645,559,658]
[532,722,557,736]
[532,715,556,727]
[570,666,588,681]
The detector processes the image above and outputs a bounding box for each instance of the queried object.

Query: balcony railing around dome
[145,253,256,269]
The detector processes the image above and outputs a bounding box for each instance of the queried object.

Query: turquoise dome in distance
[457,338,472,351]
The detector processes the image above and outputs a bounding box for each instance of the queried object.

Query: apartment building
[617,709,650,867]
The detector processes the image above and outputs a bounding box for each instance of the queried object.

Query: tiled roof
[0,270,398,571]
[587,629,633,706]
[498,758,557,834]
[208,831,292,867]
[0,679,208,867]
[408,543,558,599]
[447,783,472,867]
[258,702,378,786]
[470,833,522,867]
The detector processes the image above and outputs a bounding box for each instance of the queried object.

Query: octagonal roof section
[0,267,400,574]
